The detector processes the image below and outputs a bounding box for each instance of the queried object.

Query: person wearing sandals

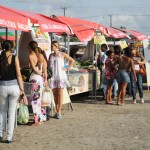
[28,41,48,125]
[130,47,145,104]
[115,47,137,106]
[0,40,24,143]
[105,50,115,104]
[48,41,74,119]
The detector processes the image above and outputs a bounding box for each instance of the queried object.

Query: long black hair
[0,40,14,77]
[29,41,38,51]
[124,47,132,58]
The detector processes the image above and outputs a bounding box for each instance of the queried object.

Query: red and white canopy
[125,29,148,41]
[106,27,127,38]
[0,6,29,31]
[114,28,148,41]
[55,16,108,42]
[0,5,71,34]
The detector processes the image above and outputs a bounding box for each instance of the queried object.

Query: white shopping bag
[41,87,54,107]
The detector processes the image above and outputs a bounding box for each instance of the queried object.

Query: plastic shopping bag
[17,102,29,124]
[41,87,53,106]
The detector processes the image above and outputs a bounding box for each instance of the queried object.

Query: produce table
[68,70,100,96]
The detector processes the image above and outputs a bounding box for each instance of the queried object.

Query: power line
[79,14,150,19]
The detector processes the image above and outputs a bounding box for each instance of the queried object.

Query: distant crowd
[98,43,145,105]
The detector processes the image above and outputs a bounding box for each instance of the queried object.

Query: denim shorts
[116,70,130,83]
[106,78,114,86]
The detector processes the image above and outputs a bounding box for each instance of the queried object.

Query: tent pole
[94,44,97,101]
[67,34,70,75]
[15,30,19,56]
[6,28,8,40]
[67,34,70,55]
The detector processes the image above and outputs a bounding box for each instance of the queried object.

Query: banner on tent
[118,40,128,49]
[94,35,107,45]
[31,27,51,51]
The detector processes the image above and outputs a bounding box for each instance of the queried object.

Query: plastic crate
[23,82,33,96]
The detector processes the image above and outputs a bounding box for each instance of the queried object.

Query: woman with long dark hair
[28,41,47,125]
[0,40,24,143]
[116,47,137,105]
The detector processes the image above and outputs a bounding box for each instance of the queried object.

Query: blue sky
[0,0,150,35]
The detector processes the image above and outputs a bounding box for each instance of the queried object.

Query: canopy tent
[0,5,71,34]
[55,16,109,42]
[113,28,148,41]
[0,7,29,31]
[106,27,127,39]
[124,30,148,41]
[0,36,15,41]
[0,31,14,36]
[0,32,18,41]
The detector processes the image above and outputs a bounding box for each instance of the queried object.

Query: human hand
[20,90,25,96]
[62,67,68,71]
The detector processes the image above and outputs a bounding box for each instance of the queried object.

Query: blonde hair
[52,41,60,49]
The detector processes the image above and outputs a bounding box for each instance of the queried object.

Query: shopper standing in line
[116,47,137,105]
[28,41,47,125]
[0,40,24,143]
[99,44,108,100]
[48,41,74,119]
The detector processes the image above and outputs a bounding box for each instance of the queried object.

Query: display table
[68,70,100,96]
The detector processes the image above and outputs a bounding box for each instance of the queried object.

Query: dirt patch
[0,90,150,150]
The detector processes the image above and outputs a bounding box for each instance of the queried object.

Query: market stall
[65,39,100,96]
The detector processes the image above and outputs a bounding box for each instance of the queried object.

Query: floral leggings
[30,73,43,122]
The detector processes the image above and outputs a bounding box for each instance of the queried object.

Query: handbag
[47,66,53,79]
[139,64,146,76]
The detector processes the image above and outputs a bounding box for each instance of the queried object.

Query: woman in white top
[49,41,74,119]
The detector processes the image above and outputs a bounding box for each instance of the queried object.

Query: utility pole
[61,6,67,16]
[109,14,113,27]
[61,7,67,50]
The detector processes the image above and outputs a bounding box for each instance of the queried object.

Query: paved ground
[0,89,150,150]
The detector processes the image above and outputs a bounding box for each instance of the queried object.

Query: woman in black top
[0,40,24,143]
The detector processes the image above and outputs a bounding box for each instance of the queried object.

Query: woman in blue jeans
[0,40,24,143]
[130,48,145,104]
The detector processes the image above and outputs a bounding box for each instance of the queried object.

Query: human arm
[29,54,42,76]
[135,52,145,65]
[42,56,48,86]
[100,54,107,71]
[130,58,137,82]
[98,44,103,56]
[62,52,75,70]
[15,56,24,94]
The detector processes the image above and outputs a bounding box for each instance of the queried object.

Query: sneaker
[141,98,144,104]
